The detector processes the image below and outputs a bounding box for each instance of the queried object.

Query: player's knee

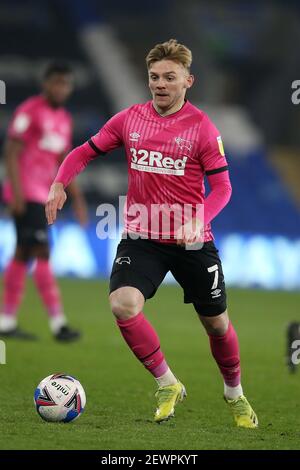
[109,287,144,320]
[199,310,229,336]
[206,324,228,336]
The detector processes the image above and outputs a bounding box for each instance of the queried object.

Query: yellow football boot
[154,382,187,423]
[225,395,258,428]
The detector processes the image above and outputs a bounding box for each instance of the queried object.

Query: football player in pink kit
[46,41,258,427]
[1,63,87,341]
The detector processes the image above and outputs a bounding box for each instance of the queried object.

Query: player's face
[148,60,194,115]
[43,73,73,107]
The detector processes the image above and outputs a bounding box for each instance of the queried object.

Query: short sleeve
[198,113,228,175]
[8,101,36,143]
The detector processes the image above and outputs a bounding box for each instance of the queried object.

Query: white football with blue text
[34,373,86,422]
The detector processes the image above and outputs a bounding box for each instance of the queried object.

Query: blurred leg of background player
[0,203,80,341]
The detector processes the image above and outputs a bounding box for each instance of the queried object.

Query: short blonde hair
[146,39,192,71]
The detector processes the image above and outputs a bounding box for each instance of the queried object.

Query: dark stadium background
[0,0,300,452]
[0,0,299,288]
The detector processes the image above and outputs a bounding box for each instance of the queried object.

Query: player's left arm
[204,171,232,225]
[177,172,232,246]
[176,127,232,246]
[177,116,232,245]
[199,115,232,225]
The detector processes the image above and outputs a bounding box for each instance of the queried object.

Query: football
[34,373,86,422]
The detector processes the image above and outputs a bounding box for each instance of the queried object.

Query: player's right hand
[45,182,67,225]
[176,217,204,247]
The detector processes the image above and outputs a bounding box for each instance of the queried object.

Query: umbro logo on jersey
[211,288,222,298]
[115,257,131,265]
[129,132,140,142]
[175,137,193,152]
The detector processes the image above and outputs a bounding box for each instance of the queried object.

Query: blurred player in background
[46,40,258,427]
[0,62,87,341]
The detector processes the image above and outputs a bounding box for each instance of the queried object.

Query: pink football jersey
[3,95,72,204]
[90,100,228,241]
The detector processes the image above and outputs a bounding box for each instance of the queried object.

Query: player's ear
[186,74,194,89]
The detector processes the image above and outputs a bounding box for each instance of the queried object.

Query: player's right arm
[45,142,93,225]
[45,109,127,225]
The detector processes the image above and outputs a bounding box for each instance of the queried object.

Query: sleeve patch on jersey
[88,139,106,156]
[217,135,225,156]
[206,165,228,176]
[13,113,31,134]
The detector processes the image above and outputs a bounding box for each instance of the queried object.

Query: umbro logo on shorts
[211,288,221,298]
[115,257,131,265]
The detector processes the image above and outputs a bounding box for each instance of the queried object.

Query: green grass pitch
[0,278,300,450]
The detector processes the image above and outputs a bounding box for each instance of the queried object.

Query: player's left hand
[176,217,204,247]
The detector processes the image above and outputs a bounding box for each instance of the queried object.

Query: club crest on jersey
[174,137,193,152]
[129,132,140,142]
